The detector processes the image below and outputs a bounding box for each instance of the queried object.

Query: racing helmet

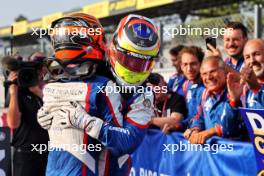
[107,14,160,86]
[46,13,106,80]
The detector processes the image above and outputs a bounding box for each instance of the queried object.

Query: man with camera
[207,22,248,72]
[6,53,49,176]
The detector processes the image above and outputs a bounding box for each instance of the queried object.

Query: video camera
[1,56,43,88]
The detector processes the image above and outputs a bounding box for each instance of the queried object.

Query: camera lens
[17,68,38,87]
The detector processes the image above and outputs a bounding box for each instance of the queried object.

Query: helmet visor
[114,62,150,84]
[112,45,156,73]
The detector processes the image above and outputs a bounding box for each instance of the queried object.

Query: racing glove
[37,107,54,130]
[57,101,104,140]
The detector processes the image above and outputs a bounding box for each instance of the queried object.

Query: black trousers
[13,150,48,176]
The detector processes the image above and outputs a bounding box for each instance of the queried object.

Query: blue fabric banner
[131,129,257,176]
[239,108,264,176]
[0,127,11,176]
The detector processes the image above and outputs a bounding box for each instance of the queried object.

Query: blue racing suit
[190,88,242,138]
[108,91,153,176]
[43,75,153,176]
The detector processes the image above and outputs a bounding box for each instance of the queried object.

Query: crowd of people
[3,12,264,176]
[150,21,264,145]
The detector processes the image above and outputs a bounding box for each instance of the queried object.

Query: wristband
[215,124,223,137]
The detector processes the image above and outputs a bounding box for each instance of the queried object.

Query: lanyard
[154,95,169,117]
[161,96,168,117]
[182,80,189,97]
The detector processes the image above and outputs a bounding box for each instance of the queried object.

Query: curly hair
[178,46,205,63]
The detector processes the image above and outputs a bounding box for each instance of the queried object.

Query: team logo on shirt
[204,99,212,112]
[186,90,192,102]
[172,81,179,92]
[191,84,198,89]
[247,94,258,107]
[220,107,226,121]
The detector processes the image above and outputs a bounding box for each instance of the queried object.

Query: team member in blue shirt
[167,45,185,93]
[227,39,264,109]
[184,56,242,144]
[207,22,248,72]
[177,46,205,130]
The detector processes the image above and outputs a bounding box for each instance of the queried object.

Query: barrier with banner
[0,127,11,176]
[240,108,264,176]
[130,129,257,176]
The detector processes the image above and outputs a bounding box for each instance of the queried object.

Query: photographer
[6,53,49,176]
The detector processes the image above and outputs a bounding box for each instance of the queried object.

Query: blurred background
[0,0,264,108]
